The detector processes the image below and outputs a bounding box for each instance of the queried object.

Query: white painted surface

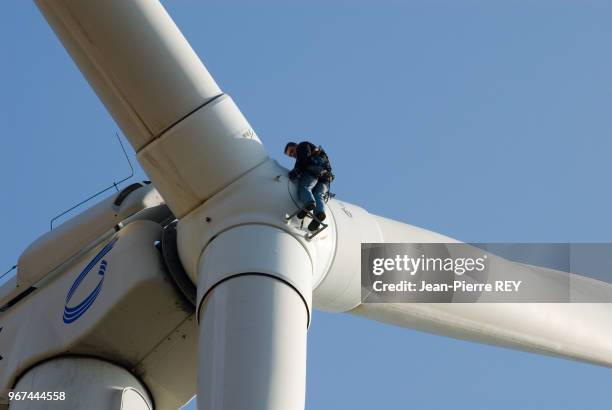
[197,224,313,322]
[35,0,268,220]
[196,224,311,410]
[138,95,267,218]
[1,221,196,409]
[10,357,152,410]
[198,276,308,410]
[314,209,612,367]
[177,159,336,289]
[14,185,164,293]
[34,0,221,151]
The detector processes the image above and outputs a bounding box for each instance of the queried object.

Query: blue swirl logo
[63,237,118,324]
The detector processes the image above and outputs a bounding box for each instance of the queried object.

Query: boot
[297,202,316,219]
[308,211,326,231]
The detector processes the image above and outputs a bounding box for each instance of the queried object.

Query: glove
[288,169,299,180]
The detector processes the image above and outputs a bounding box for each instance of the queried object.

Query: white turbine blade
[315,204,612,368]
[34,0,221,150]
[360,215,612,367]
[352,302,612,367]
[34,0,268,217]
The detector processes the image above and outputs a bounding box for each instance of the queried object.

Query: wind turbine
[1,1,611,409]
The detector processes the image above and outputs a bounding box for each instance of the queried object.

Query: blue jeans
[298,173,328,215]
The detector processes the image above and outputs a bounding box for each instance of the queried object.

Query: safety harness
[305,146,334,181]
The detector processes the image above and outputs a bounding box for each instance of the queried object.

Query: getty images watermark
[361,243,612,303]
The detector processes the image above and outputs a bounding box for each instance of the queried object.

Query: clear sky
[2,1,612,409]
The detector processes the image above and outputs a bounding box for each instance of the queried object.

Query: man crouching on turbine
[285,141,334,231]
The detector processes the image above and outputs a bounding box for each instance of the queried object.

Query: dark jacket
[292,141,333,182]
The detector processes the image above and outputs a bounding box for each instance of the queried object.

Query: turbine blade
[34,0,221,150]
[351,301,612,367]
[35,0,268,217]
[316,204,612,367]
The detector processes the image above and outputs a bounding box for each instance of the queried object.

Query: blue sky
[2,1,612,409]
